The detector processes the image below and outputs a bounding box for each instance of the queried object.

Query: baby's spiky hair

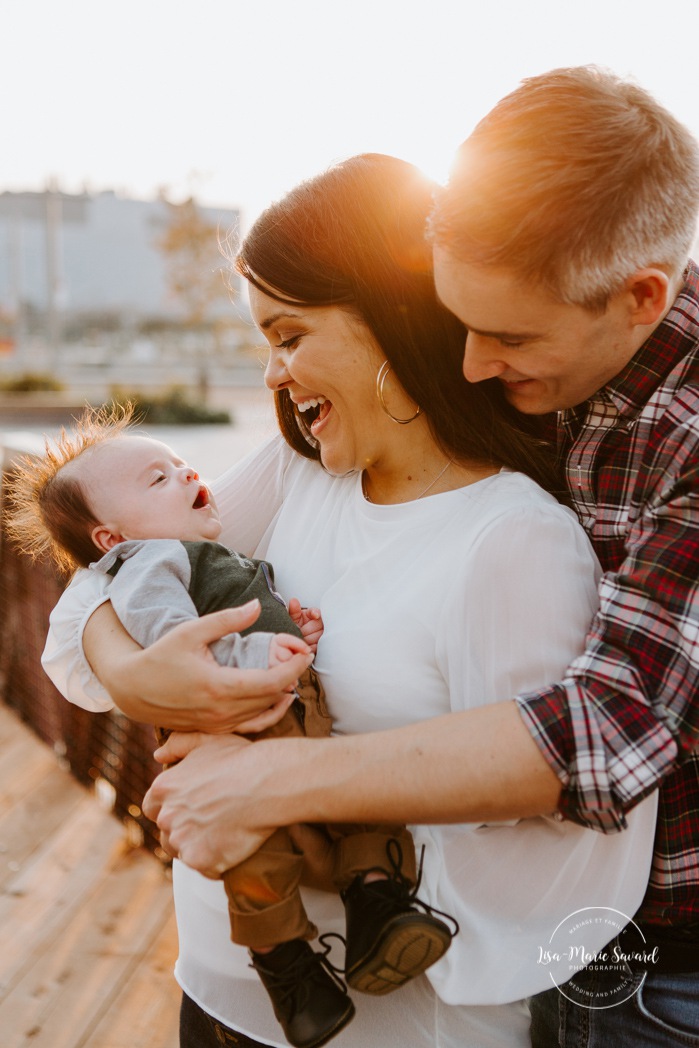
[3,401,137,576]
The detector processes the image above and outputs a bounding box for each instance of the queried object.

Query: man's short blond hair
[430,66,699,310]
[4,402,136,576]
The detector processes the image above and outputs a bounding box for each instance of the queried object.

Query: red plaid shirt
[517,260,699,927]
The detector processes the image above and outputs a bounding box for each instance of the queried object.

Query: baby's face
[79,435,222,545]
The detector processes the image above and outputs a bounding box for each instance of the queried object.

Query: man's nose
[462,332,508,383]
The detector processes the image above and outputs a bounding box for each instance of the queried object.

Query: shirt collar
[564,259,699,425]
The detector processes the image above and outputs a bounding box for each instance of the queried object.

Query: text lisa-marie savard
[537,945,659,967]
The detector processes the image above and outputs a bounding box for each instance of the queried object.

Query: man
[427,66,699,1044]
[142,67,699,1046]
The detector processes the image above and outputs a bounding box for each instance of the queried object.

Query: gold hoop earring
[376,361,421,424]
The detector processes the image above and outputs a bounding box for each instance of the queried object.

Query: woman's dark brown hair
[235,153,560,493]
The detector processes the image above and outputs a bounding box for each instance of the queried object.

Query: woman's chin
[317,445,355,478]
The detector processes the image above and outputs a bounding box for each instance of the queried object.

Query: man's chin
[502,383,550,415]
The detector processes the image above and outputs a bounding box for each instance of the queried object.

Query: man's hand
[143,732,282,875]
[142,704,565,882]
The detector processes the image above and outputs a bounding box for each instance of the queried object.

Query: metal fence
[0,448,164,857]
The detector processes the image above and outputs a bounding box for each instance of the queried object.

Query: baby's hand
[287,598,324,653]
[268,632,312,670]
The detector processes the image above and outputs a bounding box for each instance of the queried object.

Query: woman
[44,155,657,1048]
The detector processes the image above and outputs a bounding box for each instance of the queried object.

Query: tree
[156,193,236,400]
[157,195,233,324]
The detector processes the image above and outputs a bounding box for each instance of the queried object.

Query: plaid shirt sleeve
[517,386,699,833]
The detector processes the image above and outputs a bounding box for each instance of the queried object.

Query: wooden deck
[0,702,181,1048]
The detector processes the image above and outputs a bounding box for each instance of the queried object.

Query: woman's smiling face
[250,284,389,476]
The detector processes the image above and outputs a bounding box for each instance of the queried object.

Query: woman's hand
[85,600,312,732]
[143,732,283,875]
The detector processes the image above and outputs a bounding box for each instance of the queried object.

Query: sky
[4,0,699,232]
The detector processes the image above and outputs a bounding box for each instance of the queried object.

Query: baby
[5,405,455,1048]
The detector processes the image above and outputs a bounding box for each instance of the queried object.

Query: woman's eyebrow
[258,310,305,332]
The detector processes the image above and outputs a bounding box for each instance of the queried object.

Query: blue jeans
[179,993,274,1048]
[530,971,699,1047]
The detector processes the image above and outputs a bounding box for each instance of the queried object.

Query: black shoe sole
[346,913,452,996]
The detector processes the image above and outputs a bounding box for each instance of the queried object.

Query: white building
[0,188,239,321]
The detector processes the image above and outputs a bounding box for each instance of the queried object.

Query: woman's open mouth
[296,396,332,434]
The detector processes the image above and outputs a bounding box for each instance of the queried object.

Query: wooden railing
[0,438,164,857]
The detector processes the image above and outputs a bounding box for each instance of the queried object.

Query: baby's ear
[91,524,124,554]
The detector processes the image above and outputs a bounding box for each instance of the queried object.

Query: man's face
[433,248,639,415]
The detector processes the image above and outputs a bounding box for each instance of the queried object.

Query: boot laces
[361,839,460,938]
[249,936,347,1005]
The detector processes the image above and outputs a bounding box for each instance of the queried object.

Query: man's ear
[91,524,125,554]
[625,268,673,328]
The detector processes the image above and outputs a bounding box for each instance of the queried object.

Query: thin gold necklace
[362,458,454,504]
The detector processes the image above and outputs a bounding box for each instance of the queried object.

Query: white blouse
[43,436,657,1048]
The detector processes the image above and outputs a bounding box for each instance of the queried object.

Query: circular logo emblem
[539,907,657,1008]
